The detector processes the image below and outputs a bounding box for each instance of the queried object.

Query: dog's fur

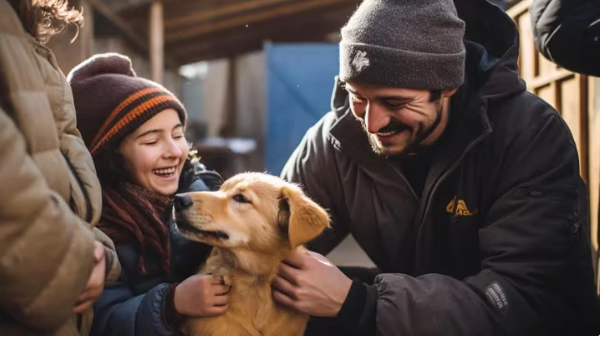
[174,172,330,336]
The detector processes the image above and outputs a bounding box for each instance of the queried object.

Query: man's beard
[361,102,443,156]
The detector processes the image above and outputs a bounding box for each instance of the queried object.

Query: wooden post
[150,1,164,84]
[220,57,238,137]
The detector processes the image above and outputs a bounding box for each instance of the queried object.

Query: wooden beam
[168,0,357,64]
[166,0,295,29]
[175,39,260,64]
[170,8,352,64]
[86,0,148,52]
[174,28,329,63]
[87,0,180,68]
[173,28,317,63]
[150,1,164,83]
[170,8,346,52]
[167,0,353,43]
[527,69,573,90]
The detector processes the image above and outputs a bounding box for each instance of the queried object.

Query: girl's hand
[174,274,230,317]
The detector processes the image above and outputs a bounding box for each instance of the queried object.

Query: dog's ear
[279,185,330,248]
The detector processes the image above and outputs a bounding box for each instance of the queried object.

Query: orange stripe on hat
[90,87,164,149]
[90,95,176,155]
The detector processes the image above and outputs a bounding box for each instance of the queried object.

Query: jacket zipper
[414,127,491,270]
[62,153,93,223]
[388,164,419,202]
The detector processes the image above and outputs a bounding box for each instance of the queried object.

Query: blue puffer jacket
[90,161,223,335]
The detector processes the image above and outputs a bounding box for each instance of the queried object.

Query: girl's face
[119,109,189,196]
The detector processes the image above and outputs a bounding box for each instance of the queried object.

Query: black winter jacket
[282,1,600,334]
[530,0,600,76]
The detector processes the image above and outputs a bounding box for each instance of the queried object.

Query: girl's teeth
[154,167,176,175]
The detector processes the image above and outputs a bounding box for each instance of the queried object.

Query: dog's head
[174,173,330,253]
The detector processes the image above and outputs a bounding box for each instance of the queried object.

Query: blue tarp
[264,42,340,174]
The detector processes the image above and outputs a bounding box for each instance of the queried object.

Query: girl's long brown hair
[8,0,84,43]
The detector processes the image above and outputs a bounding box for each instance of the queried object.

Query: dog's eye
[233,194,251,204]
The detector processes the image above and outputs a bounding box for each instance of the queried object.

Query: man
[273,0,600,334]
[530,0,600,76]
[0,0,120,334]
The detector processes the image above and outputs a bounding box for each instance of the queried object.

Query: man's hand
[272,250,352,317]
[74,241,106,314]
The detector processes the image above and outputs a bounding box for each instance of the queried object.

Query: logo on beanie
[352,50,370,73]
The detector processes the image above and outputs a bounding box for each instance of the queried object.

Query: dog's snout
[174,194,193,210]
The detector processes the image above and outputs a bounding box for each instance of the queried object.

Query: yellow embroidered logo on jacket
[446,196,478,216]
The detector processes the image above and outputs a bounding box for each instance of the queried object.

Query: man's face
[345,81,452,156]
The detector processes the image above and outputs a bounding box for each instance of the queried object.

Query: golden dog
[174,172,330,336]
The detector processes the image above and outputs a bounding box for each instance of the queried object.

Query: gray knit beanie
[340,0,466,90]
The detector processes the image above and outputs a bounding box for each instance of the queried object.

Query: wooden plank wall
[508,0,598,285]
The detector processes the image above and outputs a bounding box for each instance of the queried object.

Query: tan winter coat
[0,0,120,335]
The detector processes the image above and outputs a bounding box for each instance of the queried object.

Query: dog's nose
[174,194,193,210]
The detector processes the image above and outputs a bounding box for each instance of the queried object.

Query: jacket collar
[328,76,492,192]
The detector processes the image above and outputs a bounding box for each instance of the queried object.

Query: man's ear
[443,88,459,98]
[278,185,330,248]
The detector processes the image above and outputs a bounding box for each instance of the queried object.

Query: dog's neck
[206,247,290,283]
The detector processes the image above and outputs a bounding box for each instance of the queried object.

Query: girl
[68,53,228,335]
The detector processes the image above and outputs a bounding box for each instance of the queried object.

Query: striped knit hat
[68,53,186,156]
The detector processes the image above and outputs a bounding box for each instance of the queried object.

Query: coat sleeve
[354,107,597,334]
[0,108,96,333]
[530,0,600,76]
[90,281,176,336]
[280,120,350,255]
